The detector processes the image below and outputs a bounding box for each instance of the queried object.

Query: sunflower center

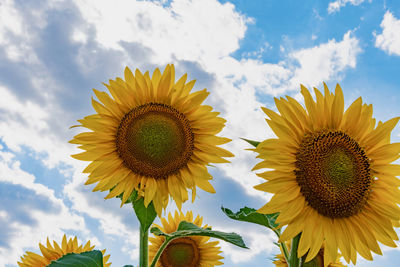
[116,103,194,179]
[160,237,200,267]
[295,131,372,218]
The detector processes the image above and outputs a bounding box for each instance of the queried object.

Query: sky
[1,0,400,266]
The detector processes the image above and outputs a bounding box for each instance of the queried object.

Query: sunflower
[17,234,111,267]
[273,242,346,267]
[149,211,223,267]
[253,83,400,266]
[70,65,233,214]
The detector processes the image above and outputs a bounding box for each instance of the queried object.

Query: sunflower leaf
[47,250,103,267]
[240,137,260,148]
[151,221,248,249]
[221,206,280,236]
[133,197,157,232]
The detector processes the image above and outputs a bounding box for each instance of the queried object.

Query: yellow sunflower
[273,242,346,267]
[70,65,233,214]
[17,234,111,267]
[253,84,400,266]
[149,211,224,267]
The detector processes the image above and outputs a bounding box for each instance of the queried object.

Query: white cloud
[0,85,73,169]
[73,0,251,64]
[0,83,140,263]
[0,149,88,266]
[327,0,366,14]
[219,228,276,263]
[288,30,361,89]
[0,0,49,63]
[63,170,140,261]
[375,11,400,56]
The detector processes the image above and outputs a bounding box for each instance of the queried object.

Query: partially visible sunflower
[70,65,233,214]
[273,242,346,267]
[149,211,224,267]
[17,235,111,267]
[253,84,400,266]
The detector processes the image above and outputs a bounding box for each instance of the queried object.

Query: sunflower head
[149,211,224,267]
[254,83,400,265]
[70,65,233,215]
[17,234,111,267]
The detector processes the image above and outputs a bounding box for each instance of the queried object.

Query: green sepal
[221,206,280,236]
[111,187,138,205]
[123,265,134,267]
[133,197,157,232]
[47,250,103,267]
[151,221,248,249]
[240,138,260,148]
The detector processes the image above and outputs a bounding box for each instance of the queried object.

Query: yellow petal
[330,84,344,129]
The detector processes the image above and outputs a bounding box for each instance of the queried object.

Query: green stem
[149,237,175,267]
[281,242,290,264]
[288,233,301,267]
[139,225,149,267]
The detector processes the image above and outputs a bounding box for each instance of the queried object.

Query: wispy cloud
[327,0,368,14]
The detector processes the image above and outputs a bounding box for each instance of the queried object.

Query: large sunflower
[17,235,111,267]
[254,84,400,266]
[149,211,223,267]
[70,65,233,214]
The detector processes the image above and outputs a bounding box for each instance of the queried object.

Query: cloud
[327,0,367,14]
[219,229,276,263]
[0,148,87,266]
[374,11,400,56]
[73,0,251,64]
[288,30,361,89]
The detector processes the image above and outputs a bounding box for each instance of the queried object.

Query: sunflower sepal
[133,197,157,267]
[133,197,157,233]
[47,250,103,267]
[114,188,138,205]
[240,137,260,148]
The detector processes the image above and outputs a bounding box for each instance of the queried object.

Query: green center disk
[322,147,355,189]
[126,112,185,168]
[163,242,196,267]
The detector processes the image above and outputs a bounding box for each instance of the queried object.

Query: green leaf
[240,138,260,148]
[221,206,280,236]
[151,221,248,249]
[133,197,157,232]
[123,265,135,267]
[47,250,103,267]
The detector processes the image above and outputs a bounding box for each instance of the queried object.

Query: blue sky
[1,0,400,266]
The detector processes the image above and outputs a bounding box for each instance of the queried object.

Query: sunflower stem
[139,225,149,267]
[149,236,176,267]
[288,233,301,267]
[281,242,290,264]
